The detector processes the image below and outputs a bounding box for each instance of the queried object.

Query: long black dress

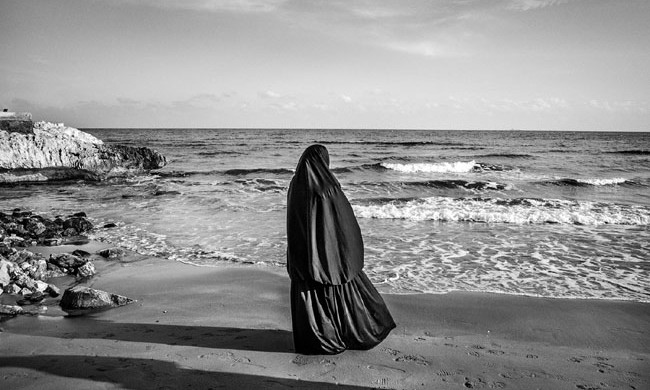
[287,144,395,355]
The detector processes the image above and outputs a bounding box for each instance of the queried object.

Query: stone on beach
[0,304,24,316]
[59,286,135,316]
[97,247,125,259]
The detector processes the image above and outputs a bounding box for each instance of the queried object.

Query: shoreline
[1,244,649,389]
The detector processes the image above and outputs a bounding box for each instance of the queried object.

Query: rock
[48,253,86,269]
[42,237,63,246]
[63,216,93,234]
[4,283,21,295]
[45,283,60,297]
[23,219,46,236]
[72,249,91,258]
[0,259,10,287]
[97,247,124,259]
[59,286,135,316]
[33,280,49,293]
[0,304,24,316]
[76,261,96,278]
[17,291,45,306]
[0,121,166,183]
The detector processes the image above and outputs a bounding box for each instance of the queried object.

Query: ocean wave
[196,151,244,156]
[222,168,295,176]
[541,177,630,187]
[233,178,286,192]
[89,222,244,264]
[381,161,478,173]
[606,150,650,155]
[352,196,650,225]
[379,161,513,174]
[474,153,536,159]
[408,180,510,191]
[355,179,510,191]
[315,140,466,147]
[155,168,295,177]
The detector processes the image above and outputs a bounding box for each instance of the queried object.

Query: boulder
[97,247,125,259]
[0,304,24,316]
[0,259,10,287]
[0,120,166,183]
[59,286,135,316]
[76,261,96,278]
[48,253,87,270]
[45,283,60,297]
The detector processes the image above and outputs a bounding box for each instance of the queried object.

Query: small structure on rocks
[0,112,33,135]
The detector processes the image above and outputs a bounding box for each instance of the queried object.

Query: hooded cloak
[287,144,364,285]
[286,145,395,355]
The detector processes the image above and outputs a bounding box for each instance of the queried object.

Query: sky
[1,0,648,130]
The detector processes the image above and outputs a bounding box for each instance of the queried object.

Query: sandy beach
[1,245,648,390]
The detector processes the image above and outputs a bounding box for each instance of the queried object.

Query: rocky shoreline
[0,114,163,316]
[0,209,134,317]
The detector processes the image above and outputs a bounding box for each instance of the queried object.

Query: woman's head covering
[287,145,364,285]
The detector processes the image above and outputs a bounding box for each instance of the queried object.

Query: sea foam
[353,196,650,225]
[381,161,478,173]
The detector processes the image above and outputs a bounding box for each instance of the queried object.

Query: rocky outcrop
[0,121,166,183]
[0,209,99,313]
[59,286,135,316]
[0,209,94,246]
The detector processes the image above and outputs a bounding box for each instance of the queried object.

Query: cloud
[111,0,288,13]
[507,0,570,11]
[259,90,282,99]
[384,40,466,57]
[340,94,353,103]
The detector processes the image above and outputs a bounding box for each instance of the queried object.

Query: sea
[1,129,649,302]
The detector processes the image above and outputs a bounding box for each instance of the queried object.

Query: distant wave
[222,168,294,176]
[606,150,650,155]
[474,153,536,159]
[405,180,510,191]
[352,196,650,225]
[381,161,478,173]
[153,167,295,179]
[316,140,466,147]
[540,177,631,187]
[196,151,244,156]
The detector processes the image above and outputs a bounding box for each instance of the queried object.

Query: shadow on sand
[4,317,294,353]
[0,355,369,389]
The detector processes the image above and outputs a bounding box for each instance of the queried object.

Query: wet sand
[1,251,649,389]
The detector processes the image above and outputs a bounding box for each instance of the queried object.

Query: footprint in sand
[395,354,429,366]
[380,347,401,356]
[575,384,603,390]
[291,355,335,367]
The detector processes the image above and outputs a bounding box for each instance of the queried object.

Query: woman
[286,144,395,355]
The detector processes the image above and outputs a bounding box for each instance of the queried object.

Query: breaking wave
[352,196,650,225]
[540,177,631,186]
[381,161,478,173]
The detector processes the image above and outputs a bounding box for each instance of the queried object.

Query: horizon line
[76,127,649,133]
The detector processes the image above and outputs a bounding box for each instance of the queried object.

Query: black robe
[287,144,395,354]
